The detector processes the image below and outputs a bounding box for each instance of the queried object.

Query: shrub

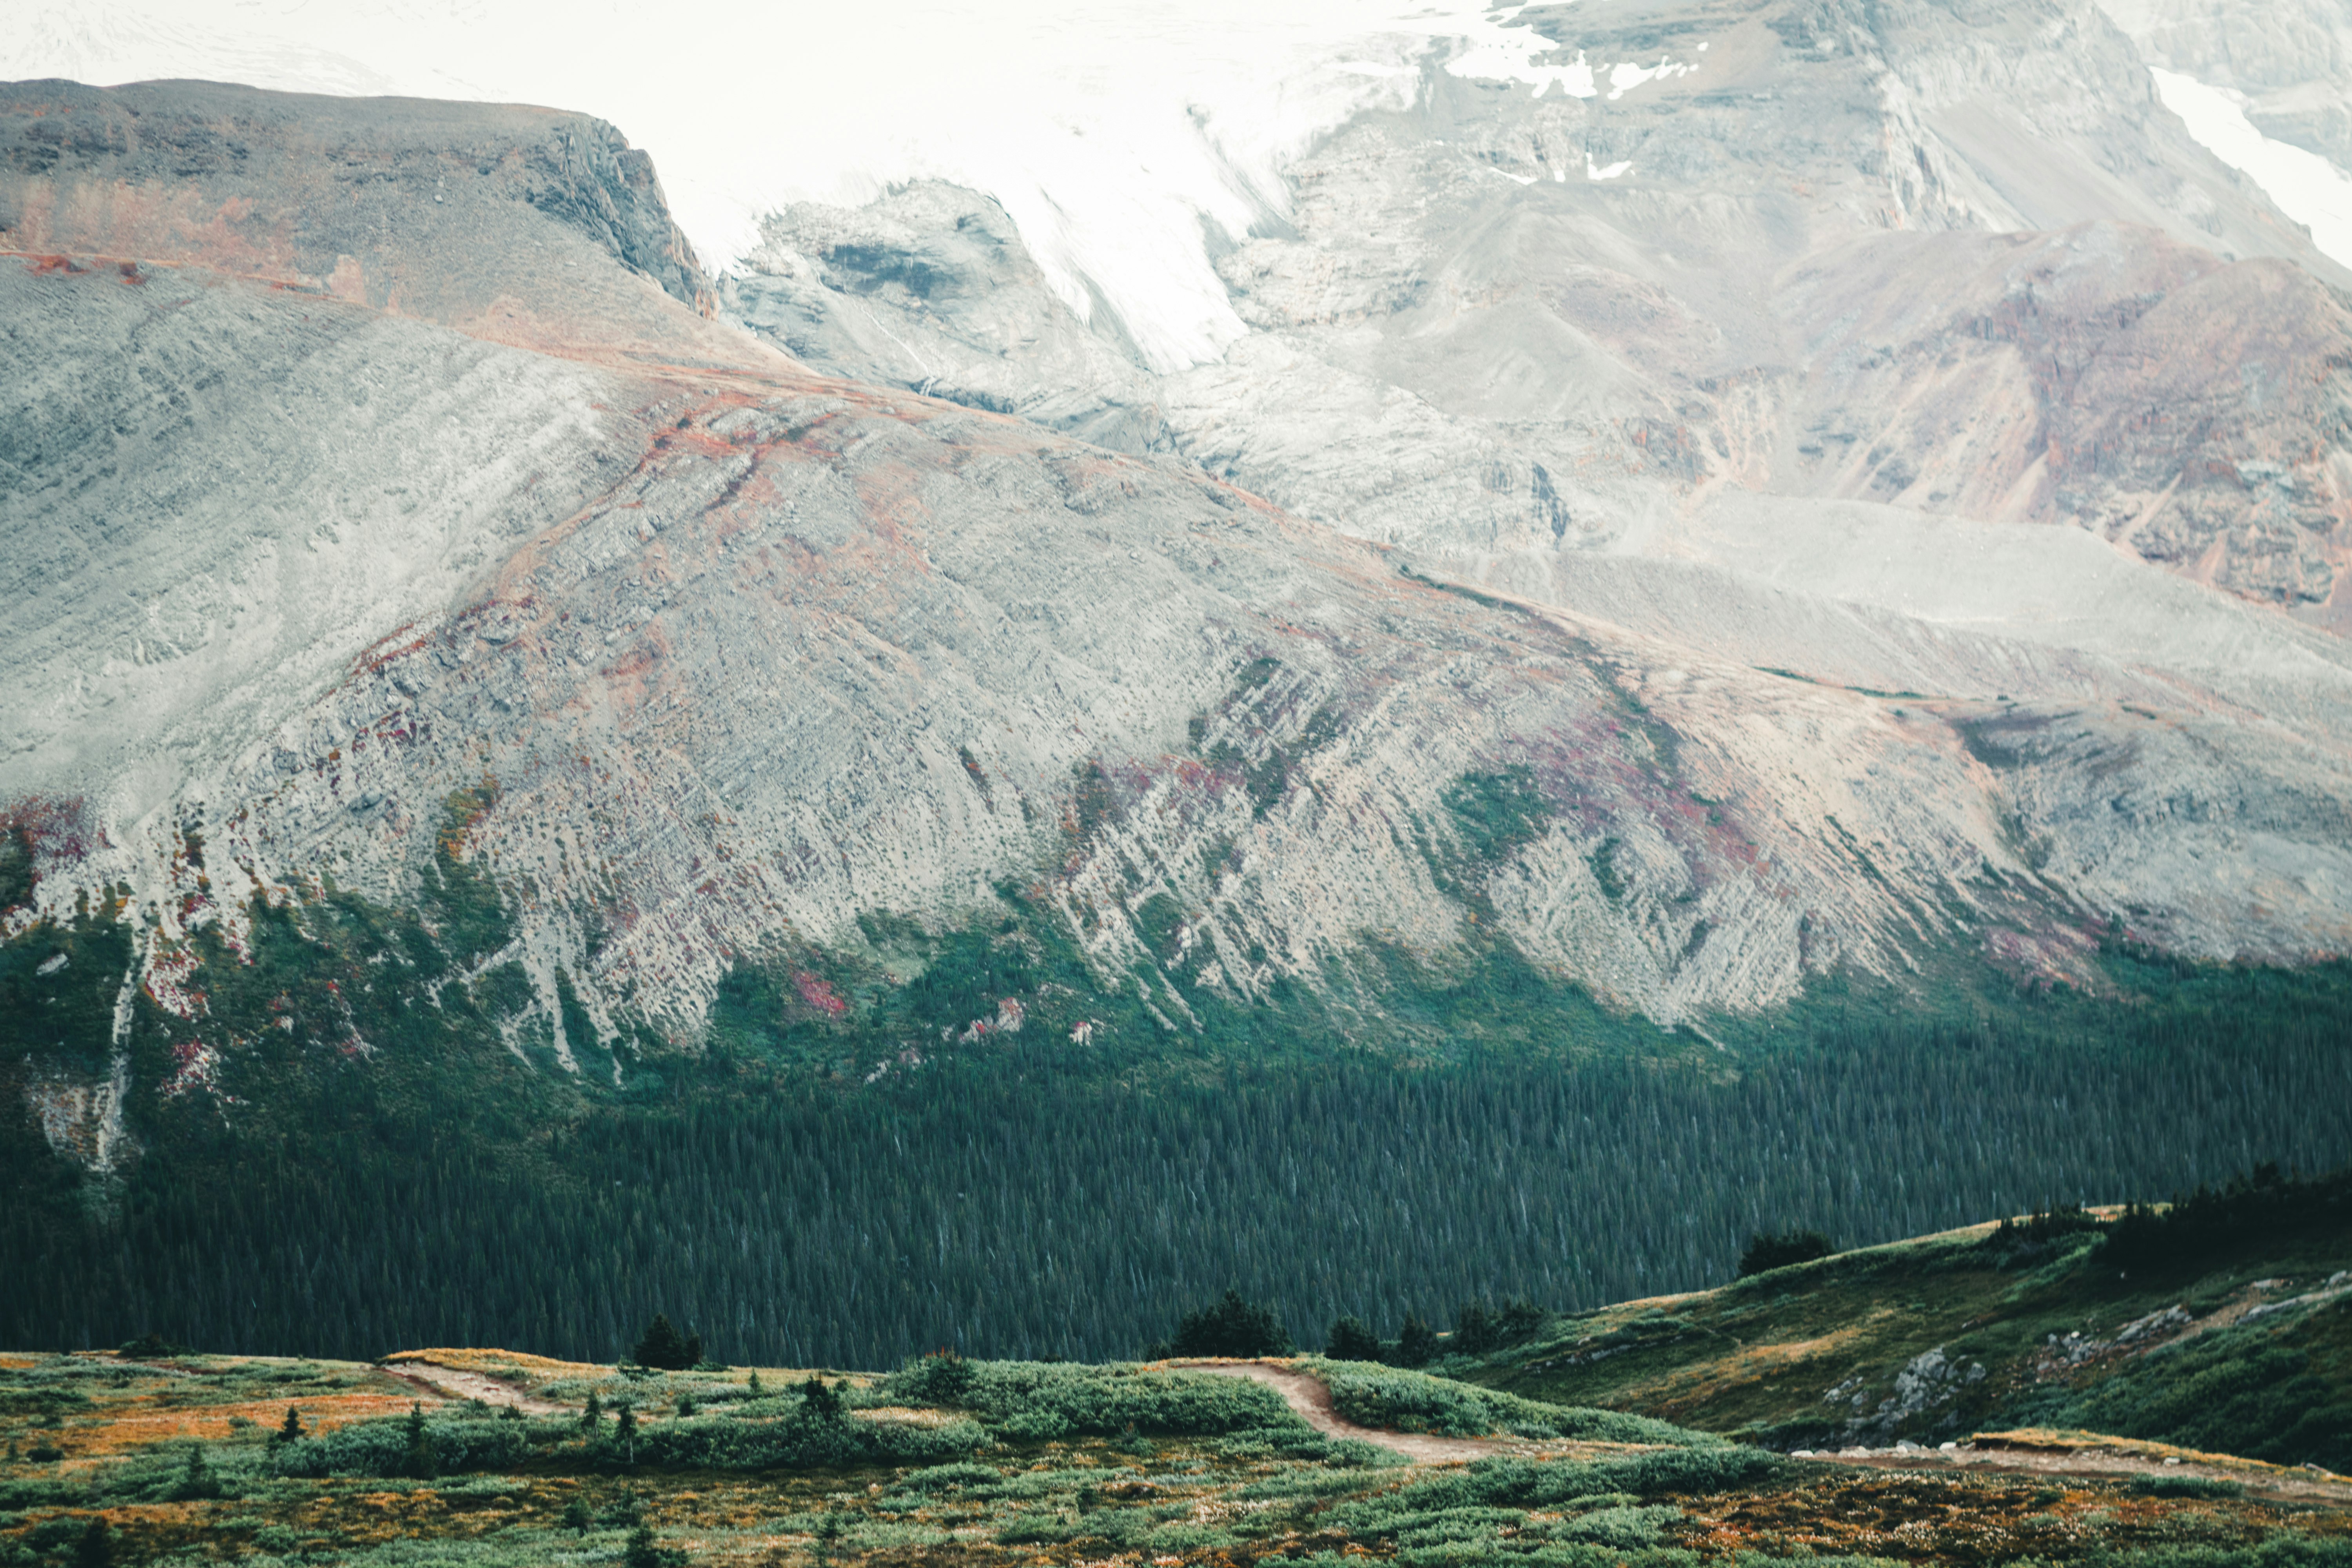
[921,1360,1300,1441]
[1170,1289,1295,1357]
[612,1410,984,1470]
[624,1524,685,1568]
[1308,1360,1712,1446]
[2129,1474,2247,1500]
[1738,1229,1835,1277]
[268,1412,529,1479]
[167,1446,223,1501]
[898,1350,975,1404]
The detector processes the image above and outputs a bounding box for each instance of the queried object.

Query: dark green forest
[4,782,2350,1367]
[6,958,2348,1366]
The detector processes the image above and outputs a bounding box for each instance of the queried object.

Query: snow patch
[2151,66,2352,269]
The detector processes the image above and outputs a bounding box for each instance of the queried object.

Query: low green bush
[881,1360,1298,1441]
[1305,1360,1714,1446]
[268,1413,528,1478]
[1330,1447,1787,1531]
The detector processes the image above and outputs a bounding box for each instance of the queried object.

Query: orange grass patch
[384,1348,610,1380]
[68,1394,424,1454]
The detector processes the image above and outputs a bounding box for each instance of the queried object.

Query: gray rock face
[724,183,1168,453]
[0,78,762,368]
[5,47,2352,1067]
[735,0,2352,628]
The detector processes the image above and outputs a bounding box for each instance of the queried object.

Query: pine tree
[561,1498,592,1535]
[798,1376,844,1424]
[675,1391,695,1417]
[1325,1316,1381,1362]
[615,1401,638,1462]
[1738,1229,1835,1277]
[1394,1314,1436,1367]
[747,1371,763,1397]
[402,1402,436,1479]
[1453,1301,1499,1356]
[73,1519,111,1568]
[632,1315,695,1371]
[583,1392,603,1432]
[1169,1289,1294,1357]
[278,1406,303,1445]
[169,1446,220,1501]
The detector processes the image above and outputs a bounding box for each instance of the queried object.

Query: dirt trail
[383,1361,566,1415]
[1167,1361,1504,1462]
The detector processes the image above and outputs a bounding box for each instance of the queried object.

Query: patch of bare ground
[379,1360,566,1415]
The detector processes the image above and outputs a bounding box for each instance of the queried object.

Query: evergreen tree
[747,1371,763,1398]
[614,1401,638,1462]
[798,1376,845,1424]
[168,1446,220,1501]
[1169,1289,1294,1357]
[73,1519,111,1568]
[582,1392,603,1432]
[1453,1301,1499,1356]
[632,1315,697,1371]
[561,1498,592,1535]
[1497,1298,1548,1341]
[675,1391,695,1417]
[402,1402,436,1479]
[277,1406,303,1445]
[1325,1315,1381,1362]
[623,1524,666,1568]
[1394,1314,1436,1367]
[1739,1229,1836,1277]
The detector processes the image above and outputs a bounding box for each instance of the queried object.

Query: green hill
[1443,1166,2352,1471]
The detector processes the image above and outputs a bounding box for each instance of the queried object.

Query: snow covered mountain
[4,0,2352,1170]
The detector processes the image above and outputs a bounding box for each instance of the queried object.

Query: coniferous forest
[7,944,2348,1367]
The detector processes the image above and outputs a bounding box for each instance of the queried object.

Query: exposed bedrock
[5,29,2352,1082]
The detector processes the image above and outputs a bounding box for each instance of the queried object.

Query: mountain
[3,0,2351,1360]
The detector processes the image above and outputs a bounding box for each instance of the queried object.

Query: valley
[2,0,2352,1533]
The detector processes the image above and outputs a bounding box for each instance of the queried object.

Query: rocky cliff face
[0,78,746,362]
[733,0,2352,630]
[5,16,2352,1164]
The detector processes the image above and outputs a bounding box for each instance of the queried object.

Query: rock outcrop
[5,36,2352,1107]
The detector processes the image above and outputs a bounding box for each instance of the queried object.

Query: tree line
[7,982,2348,1367]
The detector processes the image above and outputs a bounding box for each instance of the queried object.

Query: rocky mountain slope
[3,0,2352,1173]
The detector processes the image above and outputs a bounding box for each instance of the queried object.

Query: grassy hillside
[2,1347,2346,1568]
[1446,1167,2352,1471]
